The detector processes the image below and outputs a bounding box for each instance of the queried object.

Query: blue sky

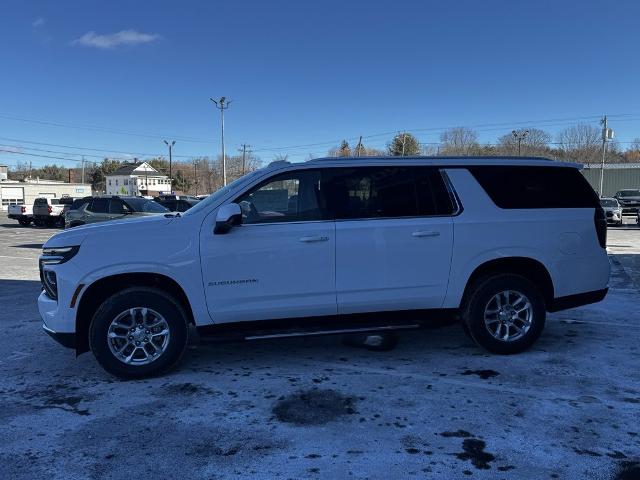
[1,0,640,169]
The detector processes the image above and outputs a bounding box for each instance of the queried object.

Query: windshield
[182,170,264,216]
[123,198,169,213]
[618,190,640,197]
[600,199,618,207]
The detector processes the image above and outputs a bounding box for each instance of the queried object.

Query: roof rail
[307,155,555,162]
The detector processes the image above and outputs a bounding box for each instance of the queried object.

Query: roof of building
[108,162,165,176]
[582,162,640,169]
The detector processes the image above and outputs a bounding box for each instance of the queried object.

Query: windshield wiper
[164,212,181,218]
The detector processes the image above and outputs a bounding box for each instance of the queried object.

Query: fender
[443,246,556,308]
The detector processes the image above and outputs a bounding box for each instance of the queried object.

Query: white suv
[38,157,610,378]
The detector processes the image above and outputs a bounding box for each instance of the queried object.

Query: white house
[106,162,171,196]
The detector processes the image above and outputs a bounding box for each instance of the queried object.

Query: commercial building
[0,173,92,211]
[105,162,171,197]
[581,163,640,197]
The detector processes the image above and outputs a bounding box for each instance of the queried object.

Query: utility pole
[163,140,176,191]
[81,156,85,184]
[193,159,198,196]
[599,116,614,197]
[239,144,251,174]
[355,136,363,157]
[210,97,232,186]
[512,129,529,156]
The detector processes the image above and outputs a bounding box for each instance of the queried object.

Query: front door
[200,169,336,323]
[325,166,456,314]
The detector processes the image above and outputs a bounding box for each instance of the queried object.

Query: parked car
[32,197,76,227]
[64,196,169,229]
[614,189,640,214]
[7,203,34,226]
[599,197,623,226]
[39,156,610,378]
[154,195,200,212]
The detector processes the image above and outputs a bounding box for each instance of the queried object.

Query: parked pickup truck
[33,197,75,228]
[8,204,34,226]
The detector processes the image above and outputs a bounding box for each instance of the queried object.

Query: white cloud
[72,29,161,49]
[32,17,45,28]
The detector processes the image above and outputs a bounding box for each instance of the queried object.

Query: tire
[18,218,31,227]
[45,219,55,228]
[461,274,546,355]
[89,287,189,379]
[33,219,45,227]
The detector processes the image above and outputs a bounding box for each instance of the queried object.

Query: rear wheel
[461,274,545,354]
[89,287,189,378]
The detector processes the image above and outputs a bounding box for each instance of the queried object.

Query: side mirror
[214,203,242,234]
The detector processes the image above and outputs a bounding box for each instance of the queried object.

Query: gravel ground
[0,214,639,480]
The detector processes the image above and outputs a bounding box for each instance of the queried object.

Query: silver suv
[64,196,168,229]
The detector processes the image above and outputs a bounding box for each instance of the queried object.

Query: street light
[511,129,529,156]
[163,140,175,192]
[210,97,232,186]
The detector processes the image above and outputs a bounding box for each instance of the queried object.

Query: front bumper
[43,324,76,349]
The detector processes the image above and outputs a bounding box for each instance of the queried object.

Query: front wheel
[461,274,546,354]
[89,287,189,378]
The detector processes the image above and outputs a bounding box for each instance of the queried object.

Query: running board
[244,324,419,341]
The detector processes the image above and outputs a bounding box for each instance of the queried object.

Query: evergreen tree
[388,133,420,156]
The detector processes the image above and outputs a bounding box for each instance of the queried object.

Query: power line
[0,149,84,163]
[0,113,216,144]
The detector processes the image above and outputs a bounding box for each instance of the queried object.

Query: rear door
[326,166,455,314]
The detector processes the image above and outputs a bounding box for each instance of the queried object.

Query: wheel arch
[460,257,554,310]
[75,272,195,355]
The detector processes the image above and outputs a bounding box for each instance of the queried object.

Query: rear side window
[323,166,455,220]
[469,166,599,209]
[88,198,109,213]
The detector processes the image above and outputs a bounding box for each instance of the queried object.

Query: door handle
[299,235,329,243]
[412,230,440,238]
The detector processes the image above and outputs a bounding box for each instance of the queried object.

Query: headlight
[39,246,80,300]
[40,246,80,265]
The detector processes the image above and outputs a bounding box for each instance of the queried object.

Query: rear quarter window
[469,166,599,209]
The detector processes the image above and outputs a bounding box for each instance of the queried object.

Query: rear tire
[461,274,546,354]
[89,287,189,379]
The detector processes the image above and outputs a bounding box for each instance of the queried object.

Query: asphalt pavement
[0,214,639,480]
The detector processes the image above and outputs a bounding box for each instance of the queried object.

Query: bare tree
[497,128,551,156]
[439,127,479,155]
[556,124,600,162]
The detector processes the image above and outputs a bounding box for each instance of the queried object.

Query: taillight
[594,207,607,249]
[48,205,52,214]
[21,206,26,213]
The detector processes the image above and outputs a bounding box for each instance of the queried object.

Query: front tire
[89,287,189,378]
[461,274,545,354]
